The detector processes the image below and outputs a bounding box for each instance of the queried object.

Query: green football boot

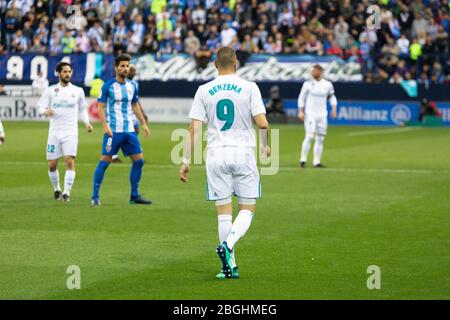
[216,267,240,279]
[216,241,235,278]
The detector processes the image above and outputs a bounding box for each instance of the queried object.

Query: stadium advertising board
[1,97,449,126]
[282,100,450,126]
[0,54,361,83]
[0,97,192,123]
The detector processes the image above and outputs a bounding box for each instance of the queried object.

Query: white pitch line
[347,127,420,137]
[0,161,449,175]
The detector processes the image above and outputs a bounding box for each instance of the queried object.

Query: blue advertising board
[283,100,450,126]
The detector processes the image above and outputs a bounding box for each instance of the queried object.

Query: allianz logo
[337,106,389,121]
[337,104,412,124]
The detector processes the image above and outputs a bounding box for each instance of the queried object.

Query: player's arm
[297,82,308,121]
[78,88,93,132]
[0,120,5,143]
[251,82,270,158]
[132,102,150,138]
[37,88,54,117]
[328,84,337,119]
[179,119,202,183]
[97,82,112,137]
[255,114,270,158]
[179,87,206,183]
[131,82,150,138]
[97,102,112,137]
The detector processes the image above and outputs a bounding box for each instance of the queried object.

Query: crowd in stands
[0,0,449,83]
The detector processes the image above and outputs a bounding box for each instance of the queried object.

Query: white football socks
[301,134,314,163]
[218,214,236,268]
[48,170,61,191]
[63,170,76,196]
[225,210,254,250]
[313,135,324,165]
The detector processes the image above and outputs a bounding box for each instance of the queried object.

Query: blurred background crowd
[0,0,449,83]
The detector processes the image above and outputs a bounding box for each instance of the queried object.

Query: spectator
[0,0,446,84]
[31,71,49,96]
[194,44,212,72]
[184,30,200,55]
[220,23,236,47]
[0,83,7,96]
[397,34,410,59]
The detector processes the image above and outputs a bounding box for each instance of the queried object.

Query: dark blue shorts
[102,132,143,157]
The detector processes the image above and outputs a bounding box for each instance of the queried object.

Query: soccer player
[0,119,5,144]
[298,64,337,168]
[179,47,270,279]
[37,61,93,202]
[91,54,151,206]
[111,64,148,163]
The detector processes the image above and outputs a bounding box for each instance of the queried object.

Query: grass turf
[0,121,449,299]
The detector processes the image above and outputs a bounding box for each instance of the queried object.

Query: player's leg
[300,115,315,167]
[313,117,327,167]
[48,159,62,200]
[47,134,63,200]
[91,134,122,205]
[215,198,238,279]
[206,147,236,278]
[111,154,122,163]
[217,148,259,278]
[60,135,78,201]
[62,156,76,201]
[126,132,151,204]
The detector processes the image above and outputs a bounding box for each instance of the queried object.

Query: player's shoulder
[129,79,139,89]
[102,78,116,88]
[69,83,84,92]
[322,78,334,86]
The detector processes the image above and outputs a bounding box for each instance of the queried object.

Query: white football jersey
[298,78,336,118]
[37,82,89,135]
[0,119,4,137]
[189,74,266,148]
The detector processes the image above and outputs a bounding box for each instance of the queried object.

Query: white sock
[48,170,61,191]
[63,170,76,195]
[225,210,254,250]
[313,135,324,165]
[218,214,236,268]
[301,134,314,163]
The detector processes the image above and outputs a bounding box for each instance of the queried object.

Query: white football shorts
[46,132,78,160]
[304,115,328,136]
[205,146,261,201]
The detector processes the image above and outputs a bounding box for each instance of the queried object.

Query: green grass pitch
[0,121,449,299]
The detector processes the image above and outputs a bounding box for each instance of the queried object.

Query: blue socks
[130,159,144,198]
[92,159,144,200]
[92,160,110,200]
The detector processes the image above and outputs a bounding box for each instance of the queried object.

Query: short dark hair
[115,53,132,67]
[313,64,324,72]
[215,47,237,69]
[55,62,72,73]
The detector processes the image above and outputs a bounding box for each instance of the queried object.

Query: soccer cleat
[54,190,62,200]
[111,157,122,163]
[91,198,101,206]
[62,194,70,202]
[300,161,306,168]
[216,267,240,279]
[129,195,152,205]
[216,242,235,279]
[314,163,325,168]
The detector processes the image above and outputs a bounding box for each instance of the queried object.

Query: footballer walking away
[179,47,270,279]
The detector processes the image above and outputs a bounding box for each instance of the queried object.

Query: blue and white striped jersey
[98,78,139,133]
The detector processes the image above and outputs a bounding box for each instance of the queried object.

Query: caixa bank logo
[391,104,411,125]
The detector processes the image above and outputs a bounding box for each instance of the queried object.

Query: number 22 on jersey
[216,99,234,131]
